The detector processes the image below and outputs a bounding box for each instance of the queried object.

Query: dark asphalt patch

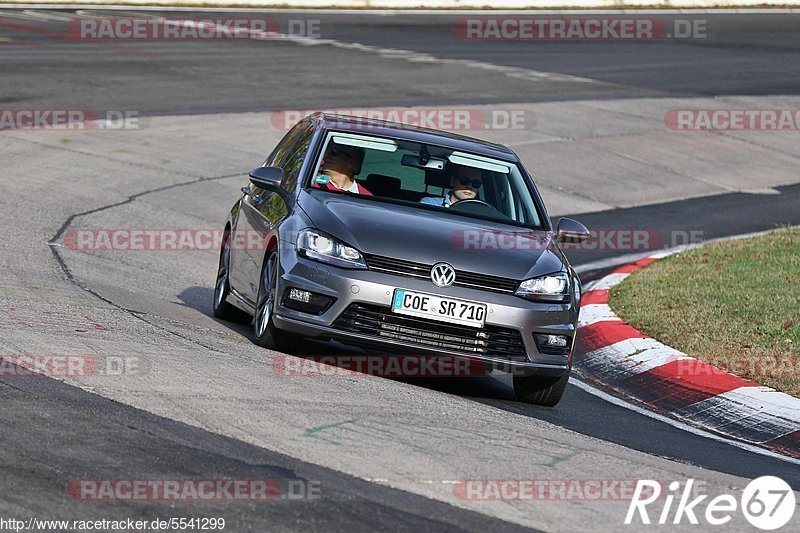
[556,183,800,267]
[0,364,534,532]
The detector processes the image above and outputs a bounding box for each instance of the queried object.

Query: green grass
[610,228,800,397]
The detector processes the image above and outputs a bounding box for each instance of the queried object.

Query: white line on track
[19,9,76,21]
[570,377,800,465]
[2,5,800,14]
[0,8,115,20]
[0,8,66,20]
[125,15,599,85]
[216,18,597,84]
[74,9,163,18]
[0,6,627,86]
[574,227,798,275]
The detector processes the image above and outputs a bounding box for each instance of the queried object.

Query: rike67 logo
[626,477,795,530]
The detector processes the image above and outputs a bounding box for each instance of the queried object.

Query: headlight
[296,229,366,269]
[515,272,569,302]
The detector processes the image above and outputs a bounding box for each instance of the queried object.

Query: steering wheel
[451,198,494,209]
[450,198,511,220]
[449,198,512,221]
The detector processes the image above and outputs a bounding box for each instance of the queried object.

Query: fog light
[534,333,571,356]
[282,288,335,315]
[541,334,567,347]
[289,288,311,303]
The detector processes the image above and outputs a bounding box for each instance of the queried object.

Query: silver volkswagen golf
[213,113,589,406]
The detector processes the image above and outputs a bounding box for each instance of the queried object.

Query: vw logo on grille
[430,262,456,287]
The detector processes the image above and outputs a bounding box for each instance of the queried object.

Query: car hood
[297,190,565,280]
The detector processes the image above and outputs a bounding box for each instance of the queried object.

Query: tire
[253,251,299,353]
[212,230,248,322]
[513,369,570,407]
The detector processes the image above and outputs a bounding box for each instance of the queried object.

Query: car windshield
[307,131,544,229]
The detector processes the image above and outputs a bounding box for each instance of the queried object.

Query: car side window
[266,121,309,168]
[280,123,315,192]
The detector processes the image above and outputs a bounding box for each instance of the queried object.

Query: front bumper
[273,242,578,376]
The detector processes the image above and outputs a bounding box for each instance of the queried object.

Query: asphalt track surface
[2,11,800,114]
[1,7,800,532]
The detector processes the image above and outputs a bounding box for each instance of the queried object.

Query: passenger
[420,164,482,207]
[313,143,372,195]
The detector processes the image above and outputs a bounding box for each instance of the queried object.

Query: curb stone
[575,252,800,459]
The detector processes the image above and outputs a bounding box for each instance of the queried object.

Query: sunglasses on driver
[456,177,483,188]
[328,147,355,160]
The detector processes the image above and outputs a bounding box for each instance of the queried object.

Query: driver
[419,164,483,208]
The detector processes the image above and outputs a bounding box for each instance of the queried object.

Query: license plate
[391,289,487,328]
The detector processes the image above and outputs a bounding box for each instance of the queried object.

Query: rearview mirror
[556,218,590,244]
[401,154,446,171]
[249,166,285,192]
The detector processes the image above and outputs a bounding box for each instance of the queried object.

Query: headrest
[366,174,402,196]
[424,169,450,189]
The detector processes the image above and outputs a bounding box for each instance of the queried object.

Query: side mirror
[249,166,284,192]
[556,217,590,244]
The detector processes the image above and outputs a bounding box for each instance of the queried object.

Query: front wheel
[513,370,570,406]
[253,251,299,353]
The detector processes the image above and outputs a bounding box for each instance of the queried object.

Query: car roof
[309,112,520,163]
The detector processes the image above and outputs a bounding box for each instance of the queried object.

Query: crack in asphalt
[46,171,247,355]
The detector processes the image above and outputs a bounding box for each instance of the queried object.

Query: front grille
[364,254,519,294]
[331,303,528,362]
